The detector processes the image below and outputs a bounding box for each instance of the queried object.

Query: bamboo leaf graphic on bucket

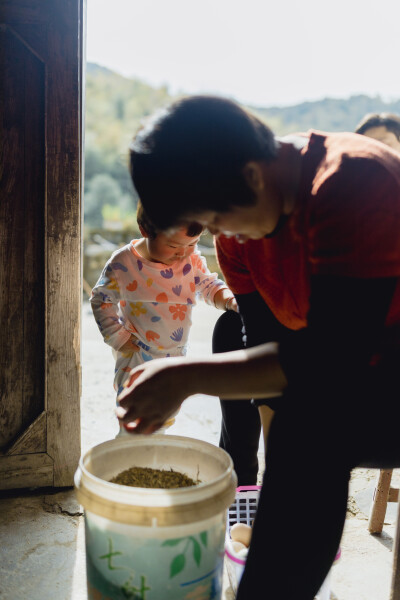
[170,553,186,578]
[162,533,207,578]
[192,538,201,566]
[162,538,185,547]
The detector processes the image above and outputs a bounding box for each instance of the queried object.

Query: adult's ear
[138,224,149,238]
[242,161,264,192]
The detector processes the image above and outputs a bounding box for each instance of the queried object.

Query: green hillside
[84,63,172,230]
[252,95,400,135]
[84,61,400,231]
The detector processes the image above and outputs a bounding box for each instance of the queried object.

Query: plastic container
[75,435,237,600]
[225,485,260,593]
[225,486,341,599]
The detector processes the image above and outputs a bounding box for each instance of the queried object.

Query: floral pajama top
[91,239,227,392]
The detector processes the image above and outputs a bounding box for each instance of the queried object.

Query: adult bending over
[215,110,400,487]
[117,96,400,599]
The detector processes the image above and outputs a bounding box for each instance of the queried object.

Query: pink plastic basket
[225,486,261,593]
[225,485,341,598]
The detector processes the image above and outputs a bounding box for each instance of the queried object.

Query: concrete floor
[1,301,399,599]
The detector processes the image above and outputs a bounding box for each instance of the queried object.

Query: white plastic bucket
[75,435,237,600]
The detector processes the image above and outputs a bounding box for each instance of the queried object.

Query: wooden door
[0,0,83,488]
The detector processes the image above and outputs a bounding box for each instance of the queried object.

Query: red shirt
[216,131,400,335]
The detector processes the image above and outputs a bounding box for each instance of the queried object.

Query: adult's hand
[116,343,287,434]
[116,357,191,434]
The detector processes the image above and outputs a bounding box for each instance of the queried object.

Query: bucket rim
[76,434,235,498]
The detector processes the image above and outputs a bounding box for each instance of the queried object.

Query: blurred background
[83,0,400,292]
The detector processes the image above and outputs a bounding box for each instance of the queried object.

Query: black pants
[212,310,262,485]
[236,361,400,599]
[214,280,400,598]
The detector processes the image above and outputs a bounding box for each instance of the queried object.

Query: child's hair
[136,200,203,240]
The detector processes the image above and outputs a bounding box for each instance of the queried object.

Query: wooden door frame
[0,0,84,488]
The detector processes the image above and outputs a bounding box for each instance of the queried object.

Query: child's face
[146,229,201,265]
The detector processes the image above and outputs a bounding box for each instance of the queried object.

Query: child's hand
[226,296,238,312]
[214,289,239,312]
[116,357,189,434]
[119,336,140,357]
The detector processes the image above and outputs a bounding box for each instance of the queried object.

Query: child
[90,202,237,429]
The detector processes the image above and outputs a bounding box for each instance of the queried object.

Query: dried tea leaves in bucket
[110,466,199,489]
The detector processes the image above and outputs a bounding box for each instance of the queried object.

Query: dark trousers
[213,280,400,598]
[236,360,400,599]
[212,311,261,485]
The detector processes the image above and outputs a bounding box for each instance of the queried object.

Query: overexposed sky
[86,0,400,107]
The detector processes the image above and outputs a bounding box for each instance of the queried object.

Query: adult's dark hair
[130,95,277,231]
[355,112,400,140]
[136,200,203,240]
